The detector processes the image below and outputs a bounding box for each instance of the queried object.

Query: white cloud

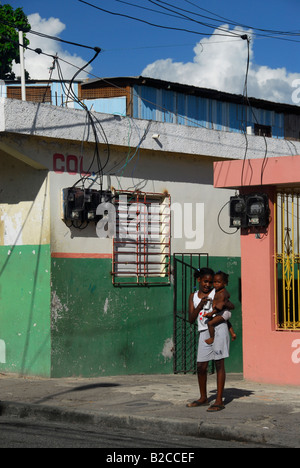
[142,25,300,105]
[13,13,92,80]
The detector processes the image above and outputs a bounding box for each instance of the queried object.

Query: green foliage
[0,4,31,79]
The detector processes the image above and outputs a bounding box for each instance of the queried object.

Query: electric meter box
[229,193,270,229]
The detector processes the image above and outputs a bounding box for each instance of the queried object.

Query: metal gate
[173,253,209,374]
[275,192,300,330]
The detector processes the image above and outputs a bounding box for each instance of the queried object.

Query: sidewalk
[0,372,299,447]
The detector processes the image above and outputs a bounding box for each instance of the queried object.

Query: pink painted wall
[214,156,300,386]
[214,156,300,188]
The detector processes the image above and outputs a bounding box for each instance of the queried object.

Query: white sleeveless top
[194,289,215,332]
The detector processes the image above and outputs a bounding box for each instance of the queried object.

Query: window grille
[79,86,129,100]
[7,86,51,103]
[275,191,300,329]
[112,190,171,286]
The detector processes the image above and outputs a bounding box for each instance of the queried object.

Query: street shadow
[33,382,121,404]
[72,383,120,392]
[209,387,254,405]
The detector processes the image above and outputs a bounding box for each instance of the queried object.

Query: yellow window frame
[275,191,300,330]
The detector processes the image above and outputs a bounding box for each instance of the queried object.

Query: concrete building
[1,78,300,380]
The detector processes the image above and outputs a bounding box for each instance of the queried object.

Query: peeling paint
[104,297,109,315]
[51,291,68,330]
[1,212,23,246]
[0,339,6,364]
[161,337,174,362]
[0,174,50,248]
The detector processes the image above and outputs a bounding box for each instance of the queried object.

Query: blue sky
[5,0,300,104]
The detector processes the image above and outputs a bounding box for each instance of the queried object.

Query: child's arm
[207,314,225,327]
[226,300,235,311]
[203,310,214,318]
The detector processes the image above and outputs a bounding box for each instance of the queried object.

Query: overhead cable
[80,0,300,43]
[0,16,100,51]
[78,0,247,38]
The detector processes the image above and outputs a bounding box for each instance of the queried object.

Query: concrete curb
[198,421,270,445]
[0,401,285,447]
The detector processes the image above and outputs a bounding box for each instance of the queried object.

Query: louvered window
[112,191,171,285]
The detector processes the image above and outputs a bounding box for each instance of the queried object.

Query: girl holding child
[186,268,236,412]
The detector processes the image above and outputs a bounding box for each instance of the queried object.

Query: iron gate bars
[275,192,300,330]
[173,253,209,374]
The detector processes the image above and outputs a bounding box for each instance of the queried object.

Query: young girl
[204,271,236,344]
[187,267,232,411]
[186,267,215,407]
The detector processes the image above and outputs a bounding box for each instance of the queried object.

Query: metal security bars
[275,192,300,330]
[112,190,171,286]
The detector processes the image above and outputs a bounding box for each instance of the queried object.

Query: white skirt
[197,322,230,362]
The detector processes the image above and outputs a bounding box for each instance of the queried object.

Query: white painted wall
[1,98,300,162]
[0,151,50,247]
[1,99,299,258]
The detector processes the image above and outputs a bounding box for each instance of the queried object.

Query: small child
[204,271,237,344]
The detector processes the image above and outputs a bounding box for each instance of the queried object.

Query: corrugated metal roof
[81,76,300,115]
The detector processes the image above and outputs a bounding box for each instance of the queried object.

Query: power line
[77,0,300,43]
[146,0,242,37]
[1,32,100,77]
[111,0,240,37]
[0,16,101,52]
[158,0,300,40]
[109,0,185,21]
[28,29,101,52]
[0,3,263,194]
[78,0,247,38]
[103,38,242,53]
